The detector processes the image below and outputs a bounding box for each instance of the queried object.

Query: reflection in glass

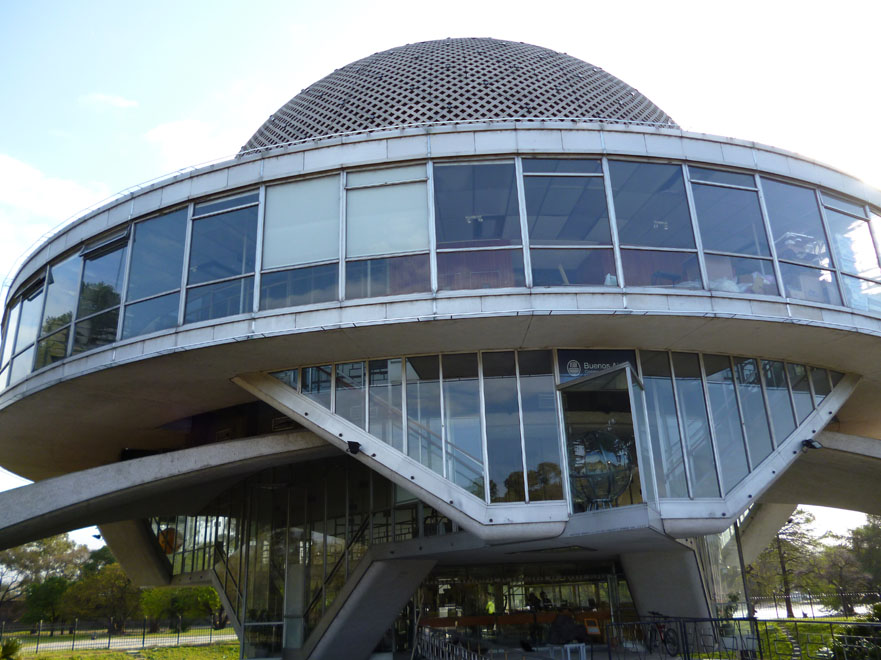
[689,167,755,188]
[345,255,430,299]
[519,350,564,501]
[9,346,35,384]
[620,249,701,288]
[483,352,524,503]
[78,248,125,319]
[346,182,429,257]
[263,176,339,269]
[672,353,720,498]
[522,159,602,174]
[609,161,694,249]
[640,351,688,498]
[762,360,796,443]
[194,192,259,217]
[34,328,69,370]
[525,176,610,245]
[704,355,748,493]
[122,292,179,339]
[841,275,881,313]
[692,184,769,256]
[810,367,831,406]
[530,249,617,287]
[302,365,332,409]
[335,362,365,428]
[15,287,45,352]
[405,356,442,475]
[188,207,257,285]
[761,178,830,268]
[705,255,777,295]
[825,209,881,279]
[2,303,21,367]
[127,209,187,301]
[779,263,841,305]
[271,368,298,389]
[347,164,425,187]
[821,192,866,218]
[441,354,484,497]
[368,359,403,451]
[185,277,253,323]
[41,256,80,335]
[733,357,773,464]
[437,249,525,291]
[434,163,521,248]
[260,264,337,310]
[787,363,814,423]
[73,308,119,354]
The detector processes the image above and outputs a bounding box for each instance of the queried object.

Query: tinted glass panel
[434,163,521,248]
[821,193,866,217]
[441,353,484,497]
[336,362,365,428]
[15,286,45,352]
[732,357,773,464]
[271,368,298,389]
[761,178,830,267]
[620,249,701,288]
[73,308,119,354]
[347,164,425,187]
[368,359,403,451]
[826,209,881,279]
[525,176,610,245]
[704,355,748,494]
[705,255,778,295]
[405,356,442,475]
[302,365,332,409]
[692,183,769,256]
[671,353,720,498]
[483,351,524,503]
[841,275,881,313]
[9,346,34,384]
[522,159,602,174]
[184,277,254,323]
[345,255,430,299]
[609,161,694,249]
[193,192,259,217]
[787,363,814,423]
[347,182,429,258]
[1,303,20,366]
[810,367,831,406]
[689,167,755,188]
[260,265,337,311]
[78,247,125,318]
[42,256,80,335]
[530,249,617,287]
[127,209,187,301]
[122,292,180,339]
[264,176,340,269]
[761,360,796,444]
[640,351,688,498]
[779,263,841,305]
[34,327,69,370]
[437,249,525,291]
[519,350,563,501]
[189,207,257,285]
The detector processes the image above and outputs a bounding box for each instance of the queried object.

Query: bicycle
[646,610,681,657]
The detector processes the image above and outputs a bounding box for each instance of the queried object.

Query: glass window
[1,303,20,367]
[260,265,337,311]
[825,209,881,279]
[34,328,69,370]
[810,367,831,406]
[127,209,187,301]
[483,351,524,503]
[347,164,425,187]
[345,255,430,299]
[335,362,365,428]
[184,277,254,323]
[692,184,770,256]
[841,275,881,313]
[671,353,720,498]
[732,357,773,465]
[778,262,841,305]
[705,255,778,295]
[519,350,563,501]
[434,163,521,248]
[524,176,610,245]
[194,192,259,217]
[9,346,35,384]
[761,360,797,444]
[264,176,340,269]
[405,356,442,475]
[188,207,257,285]
[640,351,688,499]
[821,192,866,218]
[689,167,755,188]
[620,249,701,288]
[73,308,119,354]
[41,256,80,336]
[346,182,429,258]
[530,249,617,287]
[302,365,332,409]
[522,159,602,174]
[704,355,748,494]
[368,359,403,451]
[787,363,814,423]
[609,161,694,249]
[15,286,45,352]
[78,247,125,318]
[122,292,180,339]
[761,178,831,268]
[437,249,525,291]
[270,368,298,389]
[441,353,484,497]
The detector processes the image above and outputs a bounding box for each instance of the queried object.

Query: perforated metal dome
[241,38,676,152]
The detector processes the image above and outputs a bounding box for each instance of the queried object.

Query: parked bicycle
[646,610,681,656]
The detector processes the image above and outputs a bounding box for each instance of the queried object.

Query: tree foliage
[0,535,88,614]
[851,515,881,591]
[60,564,141,632]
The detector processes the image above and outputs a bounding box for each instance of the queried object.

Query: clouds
[78,93,139,109]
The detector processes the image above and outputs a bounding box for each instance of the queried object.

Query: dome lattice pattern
[241,38,676,152]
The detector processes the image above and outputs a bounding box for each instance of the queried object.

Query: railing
[416,627,490,659]
[746,592,881,620]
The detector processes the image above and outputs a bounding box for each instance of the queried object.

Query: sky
[1,0,878,547]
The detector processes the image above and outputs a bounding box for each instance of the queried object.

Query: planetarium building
[1,38,880,659]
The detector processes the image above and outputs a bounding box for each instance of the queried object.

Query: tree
[82,547,115,576]
[22,577,68,633]
[140,586,224,631]
[810,545,871,616]
[0,535,88,616]
[61,564,140,633]
[850,515,881,591]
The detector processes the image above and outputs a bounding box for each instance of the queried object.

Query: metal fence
[0,617,238,655]
[746,593,881,620]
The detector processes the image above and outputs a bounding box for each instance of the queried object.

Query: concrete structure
[1,38,881,659]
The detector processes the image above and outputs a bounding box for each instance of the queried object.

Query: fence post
[1,620,5,642]
[177,615,182,646]
[209,621,213,644]
[36,620,42,654]
[142,618,147,648]
[72,619,77,651]
[108,617,113,649]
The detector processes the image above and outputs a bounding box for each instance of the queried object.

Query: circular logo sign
[566,360,582,377]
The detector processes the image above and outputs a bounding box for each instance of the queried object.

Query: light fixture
[346,441,361,455]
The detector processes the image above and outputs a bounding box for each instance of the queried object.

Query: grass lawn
[27,644,240,660]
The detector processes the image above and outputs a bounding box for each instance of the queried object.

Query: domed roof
[241,38,676,152]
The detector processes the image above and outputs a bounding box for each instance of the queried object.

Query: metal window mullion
[344,467,350,579]
[345,176,428,190]
[668,352,695,499]
[401,356,409,456]
[438,355,447,480]
[689,178,758,193]
[67,256,88,357]
[253,186,266,313]
[515,157,533,288]
[683,164,709,289]
[697,353,725,496]
[514,351,530,502]
[192,200,260,221]
[330,361,337,414]
[729,356,754,472]
[756,360,779,449]
[633,350,660,506]
[865,204,881,267]
[427,161,438,293]
[601,157,625,288]
[523,172,604,178]
[552,349,574,513]
[321,477,328,613]
[478,351,491,504]
[806,365,818,412]
[363,360,370,437]
[116,226,135,341]
[624,366,652,505]
[782,362,800,426]
[755,175,786,297]
[178,203,195,325]
[339,173,347,301]
[816,190,846,304]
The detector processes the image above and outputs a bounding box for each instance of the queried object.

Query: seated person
[549,609,588,644]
